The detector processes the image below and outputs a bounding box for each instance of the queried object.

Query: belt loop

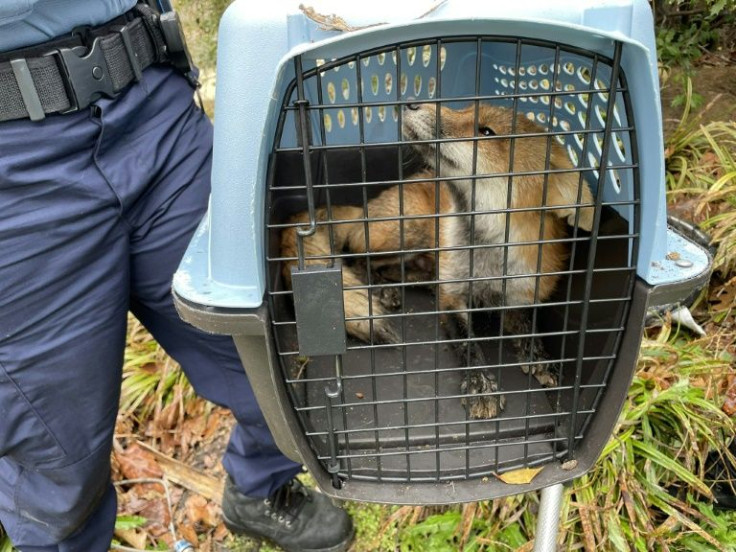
[9,59,45,121]
[113,25,143,82]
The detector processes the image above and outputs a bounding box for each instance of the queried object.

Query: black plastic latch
[290,264,347,357]
[159,11,199,89]
[46,38,115,113]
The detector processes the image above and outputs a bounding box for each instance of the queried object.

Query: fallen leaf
[495,466,544,485]
[114,528,148,550]
[114,443,164,481]
[722,374,736,416]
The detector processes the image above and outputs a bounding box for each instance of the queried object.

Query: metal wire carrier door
[266,35,640,499]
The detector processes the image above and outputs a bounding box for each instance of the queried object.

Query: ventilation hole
[555,81,563,92]
[508,67,516,76]
[537,112,547,124]
[422,45,432,67]
[407,47,417,66]
[327,82,336,103]
[528,65,537,76]
[378,105,386,122]
[365,106,373,123]
[588,151,600,169]
[527,112,536,121]
[579,93,589,108]
[371,74,379,95]
[348,61,356,69]
[341,78,350,100]
[560,119,571,131]
[519,96,528,102]
[393,105,399,121]
[611,169,622,193]
[428,77,436,98]
[563,62,575,75]
[564,83,575,92]
[519,81,528,90]
[556,135,565,145]
[565,102,576,115]
[540,78,550,90]
[414,75,422,96]
[578,66,591,85]
[567,146,579,166]
[615,135,627,160]
[337,109,346,128]
[351,107,359,126]
[539,63,549,74]
[377,52,386,65]
[518,66,526,76]
[575,133,584,148]
[530,96,540,104]
[579,111,587,127]
[555,97,563,109]
[324,113,332,132]
[500,66,507,75]
[529,79,539,90]
[595,105,607,125]
[552,116,559,127]
[400,73,408,95]
[595,78,606,90]
[385,73,393,95]
[392,50,398,65]
[362,57,370,67]
[539,96,548,105]
[595,134,604,153]
[501,78,509,88]
[613,105,622,125]
[440,47,447,70]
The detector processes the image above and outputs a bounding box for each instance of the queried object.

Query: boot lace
[262,479,310,527]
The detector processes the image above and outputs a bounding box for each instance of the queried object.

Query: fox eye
[479,126,496,136]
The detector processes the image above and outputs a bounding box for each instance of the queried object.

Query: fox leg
[504,308,558,387]
[439,280,505,419]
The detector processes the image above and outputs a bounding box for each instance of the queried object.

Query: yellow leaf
[496,467,544,485]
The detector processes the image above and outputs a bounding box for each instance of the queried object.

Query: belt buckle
[46,36,116,113]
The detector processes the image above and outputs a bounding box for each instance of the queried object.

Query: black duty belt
[0,3,196,123]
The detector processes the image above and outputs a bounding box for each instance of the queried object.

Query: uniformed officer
[0,1,353,550]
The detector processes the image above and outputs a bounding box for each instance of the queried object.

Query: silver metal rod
[534,483,564,552]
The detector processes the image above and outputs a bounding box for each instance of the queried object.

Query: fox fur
[280,102,594,418]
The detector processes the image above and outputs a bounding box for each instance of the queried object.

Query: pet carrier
[174,0,710,515]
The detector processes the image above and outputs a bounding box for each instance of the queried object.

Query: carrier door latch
[290,264,347,356]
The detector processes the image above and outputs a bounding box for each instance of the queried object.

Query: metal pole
[533,483,564,552]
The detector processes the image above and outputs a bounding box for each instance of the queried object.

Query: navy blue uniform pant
[0,67,301,551]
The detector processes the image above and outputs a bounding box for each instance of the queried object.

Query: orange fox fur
[280,103,594,416]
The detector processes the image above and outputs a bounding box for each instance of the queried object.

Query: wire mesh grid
[265,36,639,488]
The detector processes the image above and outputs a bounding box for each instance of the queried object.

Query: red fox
[281,102,594,418]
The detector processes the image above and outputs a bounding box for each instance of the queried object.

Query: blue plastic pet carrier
[174,0,710,524]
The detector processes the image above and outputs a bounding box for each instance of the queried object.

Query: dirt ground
[660,59,736,135]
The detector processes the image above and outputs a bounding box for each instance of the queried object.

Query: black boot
[221,476,354,552]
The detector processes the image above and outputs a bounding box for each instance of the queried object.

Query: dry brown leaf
[177,524,199,547]
[495,466,544,485]
[114,528,148,550]
[115,443,164,481]
[185,495,220,527]
[722,374,736,416]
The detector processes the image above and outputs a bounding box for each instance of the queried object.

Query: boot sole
[223,513,355,552]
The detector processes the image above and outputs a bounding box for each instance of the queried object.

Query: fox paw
[460,371,506,419]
